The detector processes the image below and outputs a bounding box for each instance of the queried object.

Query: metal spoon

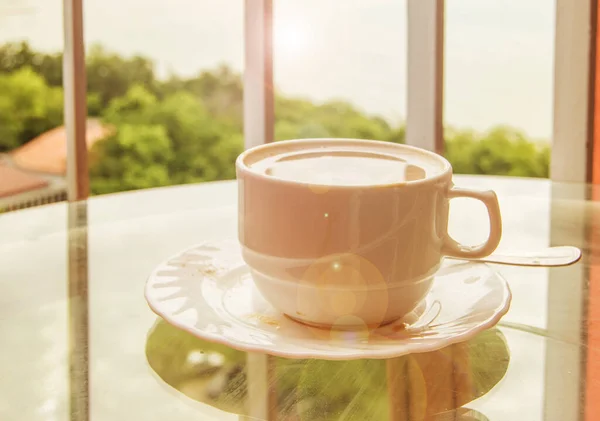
[447,245,582,267]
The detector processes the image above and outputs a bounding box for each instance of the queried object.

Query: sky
[0,0,555,138]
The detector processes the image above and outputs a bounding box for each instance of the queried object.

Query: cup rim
[236,138,453,188]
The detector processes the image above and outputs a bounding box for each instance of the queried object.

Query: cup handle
[442,187,502,259]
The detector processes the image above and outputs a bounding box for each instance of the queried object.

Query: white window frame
[405,0,445,153]
[546,1,594,419]
[242,1,276,419]
[551,0,594,183]
[243,0,274,150]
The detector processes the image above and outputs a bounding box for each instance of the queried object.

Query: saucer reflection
[145,319,507,420]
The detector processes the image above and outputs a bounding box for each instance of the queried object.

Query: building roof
[0,163,49,198]
[9,118,113,175]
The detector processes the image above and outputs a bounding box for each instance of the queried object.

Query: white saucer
[145,240,511,360]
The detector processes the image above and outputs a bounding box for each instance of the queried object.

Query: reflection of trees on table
[145,319,508,420]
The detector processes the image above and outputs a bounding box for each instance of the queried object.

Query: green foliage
[159,64,244,129]
[89,85,243,194]
[86,45,157,107]
[0,41,551,195]
[385,126,406,144]
[274,97,391,141]
[0,41,157,108]
[89,123,173,194]
[103,83,159,123]
[445,126,550,178]
[0,41,62,86]
[0,67,63,151]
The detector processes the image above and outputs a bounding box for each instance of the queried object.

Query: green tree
[90,124,173,194]
[0,67,63,151]
[147,91,242,183]
[274,96,392,141]
[160,65,244,129]
[444,128,479,175]
[0,42,553,195]
[102,83,159,124]
[90,85,243,192]
[86,45,157,107]
[385,126,406,144]
[0,42,158,109]
[445,126,549,178]
[0,41,62,86]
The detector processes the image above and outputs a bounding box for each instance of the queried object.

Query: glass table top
[0,175,596,421]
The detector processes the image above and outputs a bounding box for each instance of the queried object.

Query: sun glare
[274,22,310,56]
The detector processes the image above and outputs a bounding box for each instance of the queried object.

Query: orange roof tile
[0,164,49,198]
[9,118,113,175]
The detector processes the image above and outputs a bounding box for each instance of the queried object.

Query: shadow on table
[145,319,507,421]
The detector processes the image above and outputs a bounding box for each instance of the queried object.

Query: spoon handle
[447,246,582,267]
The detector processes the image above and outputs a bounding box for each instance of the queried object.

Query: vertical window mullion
[406,0,445,154]
[551,0,593,182]
[242,2,276,420]
[63,0,88,201]
[244,0,274,150]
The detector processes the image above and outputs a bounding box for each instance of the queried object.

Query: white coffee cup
[236,139,502,329]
